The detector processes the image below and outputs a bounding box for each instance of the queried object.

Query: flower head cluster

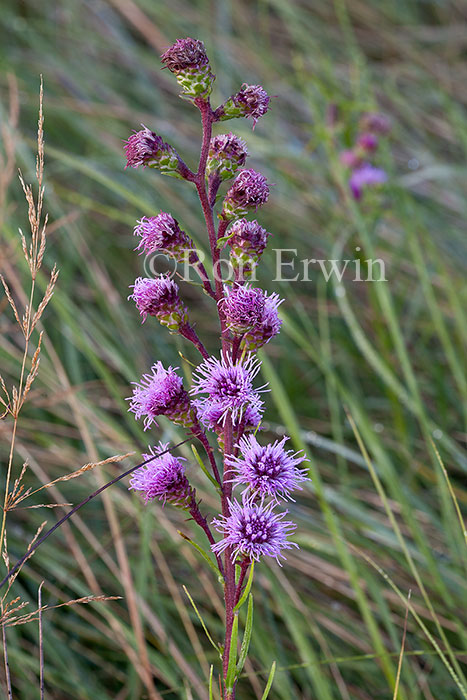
[227,219,270,277]
[124,37,302,572]
[216,84,271,127]
[191,354,267,427]
[128,362,195,430]
[130,442,193,507]
[124,126,181,175]
[212,497,297,564]
[161,37,215,98]
[339,111,390,199]
[242,292,283,350]
[134,213,192,261]
[222,169,269,220]
[207,133,248,181]
[130,276,188,330]
[227,435,308,501]
[221,284,265,335]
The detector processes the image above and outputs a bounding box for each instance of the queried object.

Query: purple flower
[134,213,192,261]
[226,435,309,501]
[128,362,195,430]
[339,149,362,169]
[190,354,268,426]
[349,163,387,200]
[359,112,391,134]
[211,497,297,564]
[357,132,378,152]
[207,133,248,180]
[234,84,271,125]
[243,292,283,350]
[129,275,188,330]
[124,126,178,171]
[130,442,193,507]
[161,38,214,98]
[161,38,209,72]
[221,284,265,335]
[194,398,264,435]
[222,169,269,220]
[216,84,271,127]
[227,219,270,276]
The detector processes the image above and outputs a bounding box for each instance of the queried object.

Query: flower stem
[194,96,237,700]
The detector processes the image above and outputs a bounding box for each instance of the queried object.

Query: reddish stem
[194,97,237,700]
[179,323,209,359]
[193,428,222,489]
[189,497,225,578]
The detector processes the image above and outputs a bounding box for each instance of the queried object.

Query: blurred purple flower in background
[349,163,387,200]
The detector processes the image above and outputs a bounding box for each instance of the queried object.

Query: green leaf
[236,594,254,676]
[191,445,221,489]
[225,614,239,692]
[177,531,223,580]
[234,562,255,612]
[260,661,276,700]
[182,585,222,657]
[209,665,214,700]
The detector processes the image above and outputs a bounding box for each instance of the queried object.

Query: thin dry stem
[38,582,44,700]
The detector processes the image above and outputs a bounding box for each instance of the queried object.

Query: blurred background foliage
[0,0,466,698]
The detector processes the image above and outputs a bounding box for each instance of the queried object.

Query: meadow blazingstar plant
[123,37,308,700]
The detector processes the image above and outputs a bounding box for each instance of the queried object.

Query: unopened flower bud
[207,133,248,180]
[134,213,193,262]
[339,149,362,169]
[359,112,391,134]
[357,132,378,152]
[216,84,270,127]
[124,126,182,176]
[227,219,270,278]
[130,276,188,331]
[222,169,269,220]
[161,38,215,98]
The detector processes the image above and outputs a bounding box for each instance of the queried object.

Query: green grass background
[1,0,466,698]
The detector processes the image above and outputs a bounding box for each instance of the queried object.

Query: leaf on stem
[182,585,222,657]
[191,445,220,488]
[234,561,254,612]
[177,530,222,579]
[236,594,253,677]
[225,612,239,692]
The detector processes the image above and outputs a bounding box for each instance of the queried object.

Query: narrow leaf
[191,445,220,488]
[261,661,276,700]
[225,613,239,691]
[236,594,253,676]
[182,585,221,656]
[177,530,223,580]
[234,561,254,612]
[209,665,214,700]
